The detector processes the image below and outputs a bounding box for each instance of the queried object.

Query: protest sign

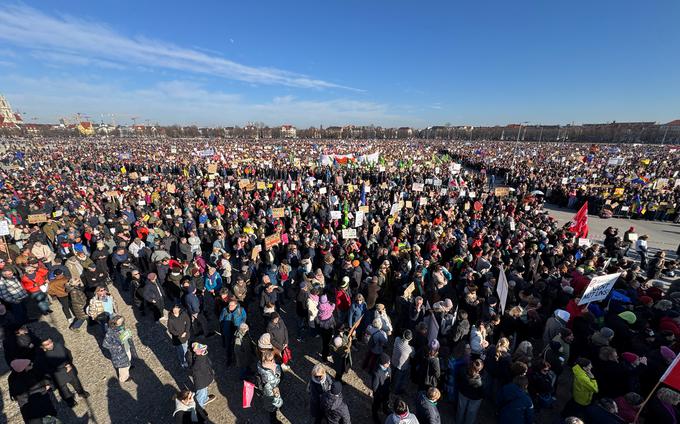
[207,164,218,174]
[412,182,424,192]
[256,181,266,190]
[433,178,442,187]
[355,210,364,227]
[578,238,591,247]
[607,157,625,166]
[494,187,510,197]
[578,273,622,305]
[238,179,250,189]
[359,205,370,213]
[390,203,400,215]
[272,208,285,218]
[419,197,428,205]
[251,245,262,261]
[28,213,48,224]
[342,228,357,239]
[330,210,342,220]
[167,183,176,193]
[319,187,327,195]
[0,220,9,236]
[264,234,281,249]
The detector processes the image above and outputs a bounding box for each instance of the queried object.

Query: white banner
[578,273,622,305]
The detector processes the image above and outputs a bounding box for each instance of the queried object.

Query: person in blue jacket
[219,299,247,366]
[204,266,222,295]
[497,375,534,424]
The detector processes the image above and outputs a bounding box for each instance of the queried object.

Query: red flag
[661,352,680,391]
[569,202,589,238]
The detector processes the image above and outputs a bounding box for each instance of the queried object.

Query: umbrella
[531,190,545,196]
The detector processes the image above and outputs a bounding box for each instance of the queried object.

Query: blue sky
[0,1,678,127]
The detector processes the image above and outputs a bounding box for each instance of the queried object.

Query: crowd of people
[1,136,679,424]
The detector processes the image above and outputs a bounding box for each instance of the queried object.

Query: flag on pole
[568,202,589,238]
[497,265,509,314]
[661,351,680,391]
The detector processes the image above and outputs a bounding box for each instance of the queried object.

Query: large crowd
[1,136,679,424]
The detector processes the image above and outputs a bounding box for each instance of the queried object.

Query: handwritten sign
[330,210,342,220]
[0,220,9,236]
[355,210,364,227]
[207,164,218,174]
[239,179,250,189]
[412,183,424,192]
[578,273,622,305]
[257,181,266,190]
[272,208,285,218]
[359,205,370,213]
[264,234,281,249]
[342,228,357,239]
[28,213,48,224]
[167,183,176,194]
[494,187,510,197]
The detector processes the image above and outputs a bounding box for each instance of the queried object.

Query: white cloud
[1,75,418,127]
[0,4,358,91]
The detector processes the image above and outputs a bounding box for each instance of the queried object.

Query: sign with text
[342,228,357,239]
[264,234,281,249]
[28,213,48,224]
[412,182,424,192]
[272,208,285,218]
[578,273,622,305]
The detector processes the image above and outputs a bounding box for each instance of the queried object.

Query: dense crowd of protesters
[1,136,679,424]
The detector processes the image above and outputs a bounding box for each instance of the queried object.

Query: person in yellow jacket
[572,358,598,406]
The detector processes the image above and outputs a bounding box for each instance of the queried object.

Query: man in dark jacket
[321,381,351,424]
[142,273,165,322]
[415,387,441,424]
[266,313,289,367]
[8,358,58,423]
[167,304,191,368]
[35,338,89,407]
[186,342,215,408]
[370,353,392,424]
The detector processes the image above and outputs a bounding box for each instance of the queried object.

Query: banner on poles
[578,273,622,305]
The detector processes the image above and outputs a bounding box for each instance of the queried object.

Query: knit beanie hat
[661,346,676,362]
[621,352,639,364]
[192,342,207,355]
[258,333,273,350]
[618,311,637,325]
[10,358,31,372]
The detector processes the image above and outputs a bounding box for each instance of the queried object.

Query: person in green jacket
[563,358,599,419]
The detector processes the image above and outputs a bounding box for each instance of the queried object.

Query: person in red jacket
[20,261,51,314]
[335,277,352,327]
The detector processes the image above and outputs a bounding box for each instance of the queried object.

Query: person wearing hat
[266,312,291,370]
[168,303,192,368]
[142,272,166,322]
[370,353,392,424]
[320,381,351,424]
[543,309,570,346]
[234,323,257,381]
[8,358,58,423]
[35,337,89,407]
[0,266,29,324]
[187,342,216,407]
[605,311,636,353]
[102,315,137,383]
[391,329,414,395]
[335,276,352,326]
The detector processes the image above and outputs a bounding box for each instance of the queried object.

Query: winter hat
[661,346,676,362]
[147,273,157,281]
[320,295,328,304]
[554,309,570,322]
[191,343,207,355]
[443,298,453,310]
[10,358,31,372]
[331,381,343,395]
[352,260,360,267]
[619,311,637,325]
[429,339,440,352]
[599,327,615,340]
[332,336,343,349]
[621,352,639,364]
[258,333,273,350]
[639,296,654,306]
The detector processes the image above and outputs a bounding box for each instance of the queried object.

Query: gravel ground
[1,207,676,424]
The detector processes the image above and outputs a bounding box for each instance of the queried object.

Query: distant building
[0,95,22,128]
[397,127,413,139]
[281,124,297,138]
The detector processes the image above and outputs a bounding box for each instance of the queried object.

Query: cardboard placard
[272,208,285,218]
[167,183,176,193]
[251,244,262,260]
[319,187,327,195]
[28,213,48,224]
[359,205,370,213]
[419,197,428,205]
[494,187,510,197]
[257,181,266,190]
[405,200,413,208]
[207,164,218,174]
[264,234,281,249]
[412,182,424,192]
[238,179,250,189]
[330,210,342,220]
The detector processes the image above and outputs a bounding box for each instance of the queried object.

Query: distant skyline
[0,1,679,127]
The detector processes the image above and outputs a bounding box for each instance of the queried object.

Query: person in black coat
[35,338,89,407]
[186,343,215,408]
[370,353,392,424]
[321,381,352,424]
[142,273,165,321]
[8,358,58,423]
[415,387,442,424]
[173,390,209,424]
[167,304,192,368]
